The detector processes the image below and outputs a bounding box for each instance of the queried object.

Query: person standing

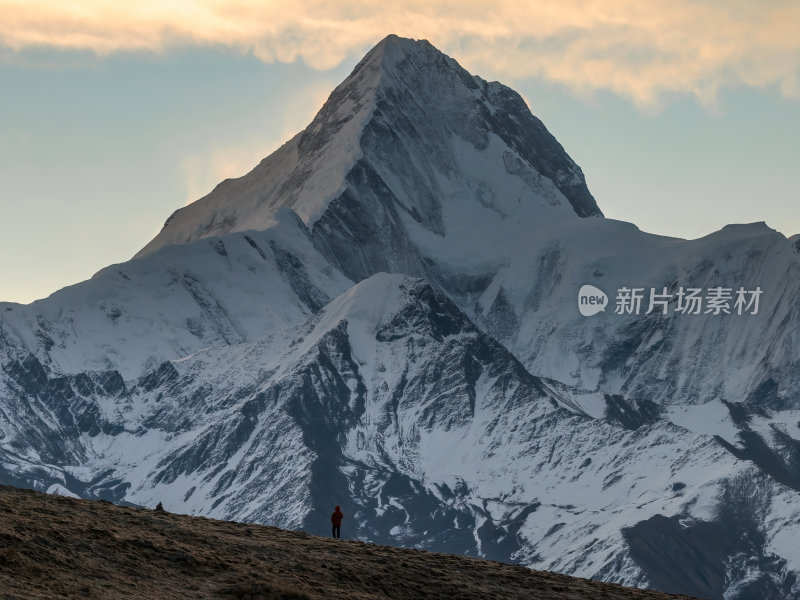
[331,505,344,538]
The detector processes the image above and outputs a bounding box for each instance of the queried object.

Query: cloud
[2,1,799,106]
[181,140,267,206]
[180,79,332,204]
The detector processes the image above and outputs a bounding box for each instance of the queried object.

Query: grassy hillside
[0,485,699,599]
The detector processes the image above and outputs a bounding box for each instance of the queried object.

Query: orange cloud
[2,1,799,105]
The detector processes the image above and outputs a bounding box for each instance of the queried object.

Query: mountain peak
[136,36,601,259]
[357,34,441,68]
[301,273,475,350]
[361,34,429,65]
[351,34,478,99]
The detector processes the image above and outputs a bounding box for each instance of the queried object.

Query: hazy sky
[1,1,798,304]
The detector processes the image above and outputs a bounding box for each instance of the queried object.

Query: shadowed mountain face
[2,35,800,600]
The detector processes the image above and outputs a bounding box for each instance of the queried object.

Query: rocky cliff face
[2,35,800,600]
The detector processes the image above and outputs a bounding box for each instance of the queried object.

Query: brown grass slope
[0,485,701,600]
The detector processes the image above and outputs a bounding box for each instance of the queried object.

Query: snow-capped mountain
[138,35,800,412]
[2,35,800,599]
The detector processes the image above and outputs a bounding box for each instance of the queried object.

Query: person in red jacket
[331,505,344,538]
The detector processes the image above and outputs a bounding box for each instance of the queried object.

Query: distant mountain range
[2,35,799,600]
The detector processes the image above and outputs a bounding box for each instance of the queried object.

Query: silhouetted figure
[155,502,164,512]
[331,505,343,538]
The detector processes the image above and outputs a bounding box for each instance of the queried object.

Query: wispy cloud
[2,1,799,105]
[180,79,333,204]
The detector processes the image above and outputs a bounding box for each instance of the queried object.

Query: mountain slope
[4,274,799,598]
[0,211,350,379]
[0,484,703,600]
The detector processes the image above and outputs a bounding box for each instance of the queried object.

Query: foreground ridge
[0,485,699,600]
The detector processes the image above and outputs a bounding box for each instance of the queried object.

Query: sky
[1,1,798,304]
